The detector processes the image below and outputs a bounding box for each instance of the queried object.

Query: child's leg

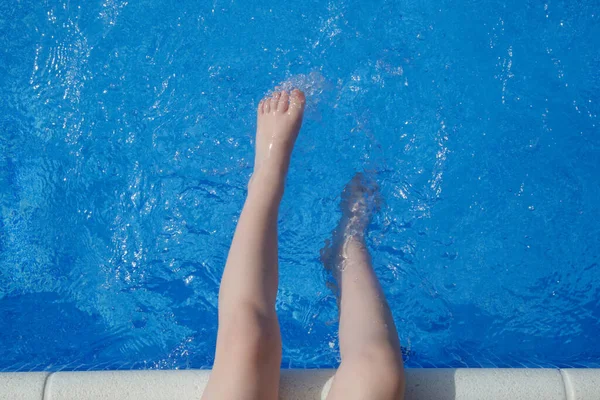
[323,175,405,400]
[202,89,305,400]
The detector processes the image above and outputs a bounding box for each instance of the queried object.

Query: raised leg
[323,174,405,400]
[202,89,305,400]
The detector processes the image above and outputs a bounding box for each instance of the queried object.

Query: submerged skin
[201,89,405,400]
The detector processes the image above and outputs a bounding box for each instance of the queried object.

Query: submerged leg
[323,174,405,400]
[202,89,305,400]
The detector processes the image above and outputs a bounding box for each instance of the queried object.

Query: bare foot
[321,173,380,281]
[337,173,380,237]
[250,89,305,190]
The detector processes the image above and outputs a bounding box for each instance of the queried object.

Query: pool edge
[1,368,599,399]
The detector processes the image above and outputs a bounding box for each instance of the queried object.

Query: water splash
[274,71,330,112]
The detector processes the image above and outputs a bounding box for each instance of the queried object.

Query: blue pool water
[1,0,599,371]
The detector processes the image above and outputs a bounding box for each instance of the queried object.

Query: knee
[341,344,405,397]
[217,304,281,363]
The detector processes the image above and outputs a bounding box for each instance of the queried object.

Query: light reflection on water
[0,0,599,371]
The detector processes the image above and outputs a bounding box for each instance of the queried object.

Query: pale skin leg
[201,89,305,400]
[323,175,406,400]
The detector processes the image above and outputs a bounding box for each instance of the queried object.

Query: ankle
[248,167,287,199]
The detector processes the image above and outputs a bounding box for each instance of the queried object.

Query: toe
[290,89,306,113]
[263,96,271,113]
[270,92,280,113]
[258,99,264,114]
[277,91,290,113]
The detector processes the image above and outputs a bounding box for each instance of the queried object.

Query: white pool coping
[1,368,599,399]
